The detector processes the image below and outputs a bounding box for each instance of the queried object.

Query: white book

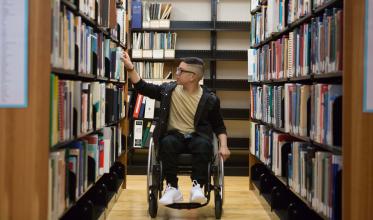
[133,120,144,148]
[144,97,156,119]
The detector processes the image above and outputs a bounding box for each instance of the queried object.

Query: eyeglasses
[176,67,196,76]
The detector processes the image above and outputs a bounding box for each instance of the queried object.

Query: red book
[133,94,144,118]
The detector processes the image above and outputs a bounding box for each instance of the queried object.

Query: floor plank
[107,175,278,220]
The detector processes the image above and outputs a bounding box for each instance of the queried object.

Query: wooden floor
[107,175,278,220]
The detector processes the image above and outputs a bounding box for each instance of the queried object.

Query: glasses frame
[176,67,196,76]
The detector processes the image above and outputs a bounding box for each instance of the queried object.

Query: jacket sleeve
[208,95,227,136]
[133,79,165,101]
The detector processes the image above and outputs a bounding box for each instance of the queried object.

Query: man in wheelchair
[121,52,230,206]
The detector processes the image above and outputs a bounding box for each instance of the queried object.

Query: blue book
[131,0,142,29]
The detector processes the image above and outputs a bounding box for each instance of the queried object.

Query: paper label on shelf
[152,49,164,59]
[365,0,373,112]
[164,49,175,58]
[0,0,28,108]
[132,49,143,58]
[142,50,153,58]
[143,21,150,28]
[150,20,160,28]
[159,20,170,28]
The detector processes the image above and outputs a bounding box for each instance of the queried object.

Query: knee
[160,135,178,153]
[190,136,212,154]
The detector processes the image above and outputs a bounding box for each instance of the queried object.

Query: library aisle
[107,175,277,220]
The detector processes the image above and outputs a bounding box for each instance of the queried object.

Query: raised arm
[121,51,163,100]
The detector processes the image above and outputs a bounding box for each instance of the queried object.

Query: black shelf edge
[215,50,248,61]
[249,71,343,85]
[313,71,343,79]
[78,73,96,79]
[51,68,76,76]
[132,21,212,31]
[96,76,109,82]
[221,108,250,120]
[250,0,343,49]
[314,0,343,14]
[51,120,124,151]
[205,79,249,90]
[131,50,247,61]
[215,21,250,31]
[61,0,77,11]
[52,68,127,84]
[131,21,250,32]
[251,155,330,220]
[289,75,312,82]
[250,118,342,154]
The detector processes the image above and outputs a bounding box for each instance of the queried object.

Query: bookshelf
[48,0,129,219]
[127,0,250,176]
[248,0,348,219]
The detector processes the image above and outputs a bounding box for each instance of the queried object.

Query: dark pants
[159,132,212,188]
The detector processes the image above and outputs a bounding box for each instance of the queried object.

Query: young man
[121,52,230,205]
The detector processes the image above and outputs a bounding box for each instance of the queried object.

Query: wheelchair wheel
[148,192,158,218]
[147,138,159,217]
[214,192,223,219]
[214,155,224,219]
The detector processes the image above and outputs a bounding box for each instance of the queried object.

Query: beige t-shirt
[167,85,203,134]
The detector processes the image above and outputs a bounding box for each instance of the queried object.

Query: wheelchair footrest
[165,202,207,209]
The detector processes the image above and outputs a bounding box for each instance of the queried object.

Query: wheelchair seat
[176,153,193,166]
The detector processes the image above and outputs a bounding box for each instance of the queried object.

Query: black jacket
[133,79,227,144]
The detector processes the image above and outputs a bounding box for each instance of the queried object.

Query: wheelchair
[146,135,225,219]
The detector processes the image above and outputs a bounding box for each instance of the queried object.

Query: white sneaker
[189,180,207,204]
[159,184,183,205]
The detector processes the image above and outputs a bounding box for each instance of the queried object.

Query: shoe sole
[190,196,207,204]
[159,194,184,205]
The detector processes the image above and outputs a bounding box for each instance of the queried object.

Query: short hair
[181,57,204,67]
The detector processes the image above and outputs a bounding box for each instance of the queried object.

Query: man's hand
[121,51,134,70]
[219,145,231,161]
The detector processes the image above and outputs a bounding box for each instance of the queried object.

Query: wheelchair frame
[146,135,225,219]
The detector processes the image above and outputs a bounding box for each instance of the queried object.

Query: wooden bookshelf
[343,0,373,218]
[248,0,347,219]
[0,0,51,219]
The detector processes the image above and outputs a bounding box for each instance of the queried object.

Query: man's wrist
[127,65,134,71]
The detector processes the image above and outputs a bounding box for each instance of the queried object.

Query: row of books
[61,0,122,29]
[250,0,338,39]
[50,75,126,146]
[250,122,342,220]
[250,84,342,146]
[132,0,173,29]
[49,127,123,220]
[133,62,172,79]
[132,32,177,59]
[133,120,156,148]
[132,32,177,50]
[51,5,126,81]
[131,93,156,119]
[249,8,343,81]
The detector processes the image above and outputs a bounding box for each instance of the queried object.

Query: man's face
[175,62,196,85]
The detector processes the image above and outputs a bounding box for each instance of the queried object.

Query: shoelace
[192,180,200,188]
[164,183,173,193]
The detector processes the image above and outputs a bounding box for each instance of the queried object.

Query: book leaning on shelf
[131,0,172,29]
[250,123,342,220]
[49,125,123,220]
